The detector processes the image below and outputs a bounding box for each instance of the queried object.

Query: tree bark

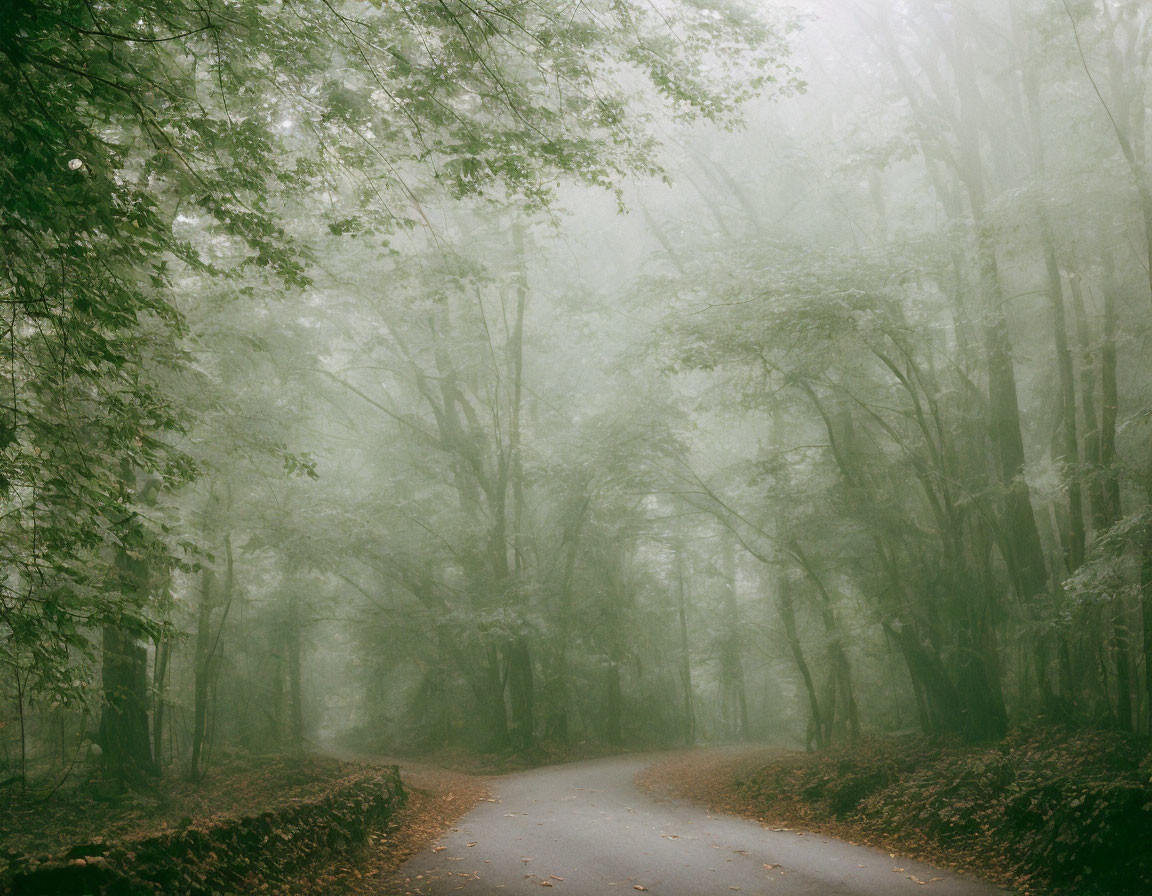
[507,638,534,752]
[286,597,303,752]
[190,531,234,778]
[481,646,510,751]
[720,536,749,740]
[884,622,966,737]
[99,624,153,784]
[189,566,214,780]
[776,571,824,749]
[151,615,171,770]
[546,501,587,744]
[603,662,622,747]
[1020,46,1085,574]
[1068,271,1103,528]
[1041,230,1085,572]
[1099,257,1122,524]
[1098,256,1133,730]
[677,554,696,745]
[1142,523,1152,738]
[792,545,859,743]
[100,470,155,784]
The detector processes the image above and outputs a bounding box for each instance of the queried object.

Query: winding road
[382,756,1004,896]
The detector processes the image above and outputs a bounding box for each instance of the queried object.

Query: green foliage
[0,0,799,742]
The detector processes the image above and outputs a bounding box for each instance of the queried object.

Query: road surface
[382,755,1005,895]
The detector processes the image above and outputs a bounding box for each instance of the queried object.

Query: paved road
[383,756,1005,896]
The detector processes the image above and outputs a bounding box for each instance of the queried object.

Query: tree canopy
[3,0,1152,803]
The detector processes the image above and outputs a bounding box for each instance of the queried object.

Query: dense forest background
[2,0,1152,793]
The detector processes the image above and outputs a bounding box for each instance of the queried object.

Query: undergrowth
[735,728,1152,895]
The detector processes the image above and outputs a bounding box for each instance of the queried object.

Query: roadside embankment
[636,729,1152,896]
[2,757,406,896]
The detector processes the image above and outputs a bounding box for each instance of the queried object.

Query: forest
[2,0,1152,893]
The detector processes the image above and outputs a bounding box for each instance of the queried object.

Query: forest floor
[1,752,409,895]
[636,729,1152,896]
[0,752,378,860]
[0,751,491,896]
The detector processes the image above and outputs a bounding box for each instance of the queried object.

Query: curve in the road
[382,756,1005,896]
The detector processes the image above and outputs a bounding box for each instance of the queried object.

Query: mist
[3,1,1151,893]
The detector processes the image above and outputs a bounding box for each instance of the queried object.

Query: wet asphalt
[383,755,1007,896]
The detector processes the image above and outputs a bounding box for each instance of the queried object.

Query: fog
[3,0,1151,789]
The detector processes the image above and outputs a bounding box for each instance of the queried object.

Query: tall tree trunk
[544,648,569,745]
[1041,230,1085,573]
[1142,522,1152,738]
[507,638,534,752]
[829,630,859,743]
[792,545,860,743]
[1099,257,1122,524]
[286,597,303,753]
[15,668,26,791]
[776,571,824,749]
[677,553,696,746]
[1068,271,1103,528]
[973,215,1053,706]
[481,646,510,751]
[1098,256,1133,730]
[720,536,749,740]
[1113,612,1134,732]
[884,622,966,737]
[498,222,534,751]
[819,666,838,746]
[956,608,1009,740]
[1020,36,1085,574]
[189,566,214,780]
[101,506,155,782]
[546,503,587,744]
[270,640,285,748]
[99,624,153,784]
[509,222,528,569]
[603,663,623,747]
[151,596,172,771]
[190,531,234,778]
